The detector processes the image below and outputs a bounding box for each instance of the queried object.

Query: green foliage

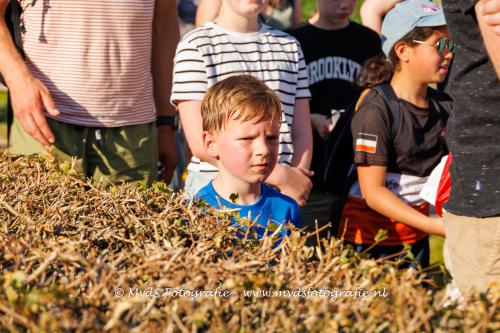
[0,91,7,144]
[429,234,444,265]
[403,243,415,261]
[374,229,388,243]
[301,0,365,23]
[301,0,317,21]
[229,192,240,203]
[0,91,7,122]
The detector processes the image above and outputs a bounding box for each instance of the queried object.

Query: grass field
[0,90,7,146]
[429,235,444,265]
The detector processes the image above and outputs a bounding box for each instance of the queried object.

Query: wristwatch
[156,115,178,129]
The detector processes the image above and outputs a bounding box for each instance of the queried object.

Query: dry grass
[0,153,498,332]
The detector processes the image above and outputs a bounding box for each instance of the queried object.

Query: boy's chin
[246,172,271,184]
[250,174,270,183]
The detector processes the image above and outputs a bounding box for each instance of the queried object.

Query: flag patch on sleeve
[355,133,378,153]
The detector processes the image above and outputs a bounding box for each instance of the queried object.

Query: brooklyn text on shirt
[308,57,362,85]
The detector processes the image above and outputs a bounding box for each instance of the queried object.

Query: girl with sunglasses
[337,0,454,269]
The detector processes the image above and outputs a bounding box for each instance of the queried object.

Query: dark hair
[358,27,437,89]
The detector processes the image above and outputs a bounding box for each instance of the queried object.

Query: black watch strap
[156,115,178,129]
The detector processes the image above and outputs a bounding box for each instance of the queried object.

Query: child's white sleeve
[295,46,311,99]
[170,38,208,105]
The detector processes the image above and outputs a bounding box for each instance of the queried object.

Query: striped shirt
[171,22,310,174]
[20,0,156,127]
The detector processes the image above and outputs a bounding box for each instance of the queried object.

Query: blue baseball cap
[381,0,447,56]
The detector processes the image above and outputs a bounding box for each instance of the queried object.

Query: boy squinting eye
[266,134,278,141]
[238,136,255,141]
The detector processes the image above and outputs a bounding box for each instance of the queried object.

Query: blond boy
[195,75,302,239]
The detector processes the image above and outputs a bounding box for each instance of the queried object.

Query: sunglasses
[412,37,456,54]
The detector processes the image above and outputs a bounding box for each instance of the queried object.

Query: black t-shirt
[442,0,500,217]
[352,89,449,180]
[287,22,382,189]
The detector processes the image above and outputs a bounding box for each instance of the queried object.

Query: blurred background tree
[302,0,364,23]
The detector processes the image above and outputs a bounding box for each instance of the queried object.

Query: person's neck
[212,173,262,205]
[215,8,261,33]
[309,13,349,30]
[390,71,429,108]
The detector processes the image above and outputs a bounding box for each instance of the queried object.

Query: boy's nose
[255,138,270,156]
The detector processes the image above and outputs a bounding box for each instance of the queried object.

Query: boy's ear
[394,41,410,63]
[202,131,219,158]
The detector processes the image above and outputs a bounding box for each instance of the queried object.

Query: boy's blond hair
[201,75,282,133]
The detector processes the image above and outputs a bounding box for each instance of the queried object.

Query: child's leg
[346,236,430,269]
[408,236,430,269]
[344,242,399,261]
[301,189,337,246]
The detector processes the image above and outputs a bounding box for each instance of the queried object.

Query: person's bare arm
[153,0,180,183]
[0,0,59,147]
[360,0,401,34]
[177,100,217,165]
[357,165,445,236]
[290,98,312,169]
[484,0,500,35]
[195,0,221,26]
[477,0,500,77]
[293,0,302,25]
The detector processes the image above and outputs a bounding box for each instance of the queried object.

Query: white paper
[419,155,448,205]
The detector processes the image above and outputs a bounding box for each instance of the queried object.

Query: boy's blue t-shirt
[195,181,302,239]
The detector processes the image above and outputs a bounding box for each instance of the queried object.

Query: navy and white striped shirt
[171,22,310,174]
